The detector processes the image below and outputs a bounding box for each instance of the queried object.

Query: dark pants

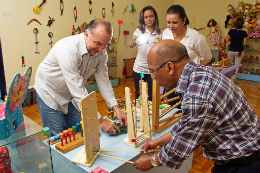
[211,151,260,173]
[133,71,153,101]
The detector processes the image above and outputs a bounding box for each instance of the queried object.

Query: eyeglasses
[148,60,177,74]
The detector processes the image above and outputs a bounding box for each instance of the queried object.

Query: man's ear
[167,63,174,75]
[85,30,89,39]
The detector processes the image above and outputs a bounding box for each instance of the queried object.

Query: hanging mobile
[73,6,77,22]
[88,0,92,15]
[102,8,106,19]
[111,2,114,17]
[118,20,123,41]
[21,56,25,67]
[33,28,40,54]
[60,0,64,15]
[48,32,53,48]
[123,30,129,48]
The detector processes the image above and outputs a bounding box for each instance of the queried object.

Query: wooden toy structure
[0,67,32,140]
[152,80,182,133]
[123,82,152,148]
[72,91,100,167]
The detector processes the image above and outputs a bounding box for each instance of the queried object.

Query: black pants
[212,151,260,173]
[133,71,153,101]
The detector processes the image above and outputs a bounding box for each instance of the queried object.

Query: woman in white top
[129,6,162,101]
[162,5,212,65]
[162,5,212,107]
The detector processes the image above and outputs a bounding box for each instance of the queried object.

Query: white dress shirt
[162,27,212,65]
[34,33,118,118]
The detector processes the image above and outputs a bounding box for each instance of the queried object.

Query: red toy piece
[59,133,64,146]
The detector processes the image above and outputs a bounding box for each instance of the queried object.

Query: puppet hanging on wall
[207,19,221,50]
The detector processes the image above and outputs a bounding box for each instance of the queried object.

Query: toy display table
[208,64,242,79]
[46,108,193,173]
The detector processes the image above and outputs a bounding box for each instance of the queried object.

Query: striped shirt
[158,60,260,168]
[34,33,117,118]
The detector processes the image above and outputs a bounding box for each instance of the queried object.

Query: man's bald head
[148,39,189,64]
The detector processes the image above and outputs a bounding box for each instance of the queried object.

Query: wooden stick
[161,96,180,104]
[131,126,156,142]
[159,88,176,100]
[94,152,134,163]
[159,112,182,124]
[99,149,160,152]
[159,101,181,119]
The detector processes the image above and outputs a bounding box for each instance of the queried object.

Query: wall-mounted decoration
[21,56,25,67]
[129,4,136,12]
[60,0,64,15]
[33,0,46,14]
[123,30,129,48]
[102,8,106,19]
[33,28,40,54]
[47,16,55,27]
[111,2,115,17]
[74,6,77,22]
[48,32,53,48]
[27,18,42,25]
[89,0,92,15]
[118,20,123,41]
[123,5,128,14]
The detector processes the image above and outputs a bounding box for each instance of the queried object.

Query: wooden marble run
[72,91,100,167]
[152,80,182,133]
[123,81,152,148]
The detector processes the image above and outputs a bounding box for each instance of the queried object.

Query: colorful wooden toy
[0,67,32,140]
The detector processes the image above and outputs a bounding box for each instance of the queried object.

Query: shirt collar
[176,60,197,94]
[145,27,158,34]
[79,33,89,56]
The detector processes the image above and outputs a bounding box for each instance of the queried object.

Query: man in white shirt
[34,19,127,136]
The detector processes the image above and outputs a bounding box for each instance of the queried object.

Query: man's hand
[98,117,120,135]
[141,139,163,154]
[113,105,127,126]
[133,155,154,172]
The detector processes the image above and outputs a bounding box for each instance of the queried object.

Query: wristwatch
[151,154,159,167]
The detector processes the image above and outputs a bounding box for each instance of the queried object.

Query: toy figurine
[207,19,221,50]
[255,13,260,32]
[47,16,55,27]
[243,3,251,17]
[237,1,244,17]
[72,25,76,35]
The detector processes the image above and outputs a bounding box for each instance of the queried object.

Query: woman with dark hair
[162,5,211,107]
[225,18,248,82]
[129,6,162,101]
[162,5,211,65]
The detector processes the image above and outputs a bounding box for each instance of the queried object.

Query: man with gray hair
[35,19,127,137]
[133,40,260,172]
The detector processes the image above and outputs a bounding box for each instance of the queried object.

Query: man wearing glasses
[133,40,260,173]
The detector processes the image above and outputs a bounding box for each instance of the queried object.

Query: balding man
[133,40,260,173]
[35,19,127,137]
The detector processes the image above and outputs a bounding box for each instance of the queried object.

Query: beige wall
[0,0,175,88]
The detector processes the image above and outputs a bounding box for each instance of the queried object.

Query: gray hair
[84,19,113,36]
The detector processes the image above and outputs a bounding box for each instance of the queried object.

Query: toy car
[248,32,260,39]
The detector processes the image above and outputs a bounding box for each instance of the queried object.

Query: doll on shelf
[207,19,221,50]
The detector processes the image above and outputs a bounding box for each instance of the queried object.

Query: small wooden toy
[118,20,123,41]
[73,6,77,22]
[33,0,46,14]
[123,5,129,14]
[33,28,40,54]
[60,0,64,15]
[123,82,151,148]
[48,32,53,48]
[111,2,115,17]
[152,79,182,133]
[27,18,42,25]
[0,67,32,140]
[72,91,100,167]
[102,8,106,19]
[47,16,55,27]
[88,0,92,14]
[21,56,25,67]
